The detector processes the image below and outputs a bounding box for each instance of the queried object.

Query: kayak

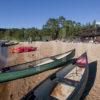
[11,46,37,53]
[22,52,89,100]
[0,49,75,83]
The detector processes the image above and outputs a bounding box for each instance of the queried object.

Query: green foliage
[0,17,96,41]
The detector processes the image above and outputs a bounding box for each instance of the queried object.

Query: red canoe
[12,46,37,53]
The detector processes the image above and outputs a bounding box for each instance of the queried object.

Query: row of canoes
[0,49,89,100]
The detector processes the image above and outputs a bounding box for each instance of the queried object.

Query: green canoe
[0,49,75,83]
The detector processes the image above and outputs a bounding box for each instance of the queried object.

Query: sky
[0,0,100,28]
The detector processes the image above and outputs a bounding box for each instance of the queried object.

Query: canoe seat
[55,78,79,87]
[50,73,79,87]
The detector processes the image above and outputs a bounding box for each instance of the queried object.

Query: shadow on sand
[80,61,97,100]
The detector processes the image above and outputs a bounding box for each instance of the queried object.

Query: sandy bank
[0,41,100,100]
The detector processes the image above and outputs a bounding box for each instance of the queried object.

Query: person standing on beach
[28,37,32,44]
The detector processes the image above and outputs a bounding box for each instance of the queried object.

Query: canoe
[0,49,75,83]
[22,52,89,100]
[0,40,9,46]
[0,40,9,43]
[1,41,19,47]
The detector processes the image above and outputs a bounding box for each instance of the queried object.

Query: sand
[0,41,100,100]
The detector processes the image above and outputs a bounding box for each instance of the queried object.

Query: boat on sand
[1,41,19,47]
[11,46,37,53]
[0,49,75,83]
[22,52,89,100]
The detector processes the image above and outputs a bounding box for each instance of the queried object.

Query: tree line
[0,16,96,41]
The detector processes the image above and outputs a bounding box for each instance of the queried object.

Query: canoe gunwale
[12,49,75,67]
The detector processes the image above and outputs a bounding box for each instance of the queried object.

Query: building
[78,25,100,43]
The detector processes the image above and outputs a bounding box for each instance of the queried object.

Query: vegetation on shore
[0,16,96,41]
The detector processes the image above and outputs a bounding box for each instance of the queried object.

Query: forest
[0,16,96,41]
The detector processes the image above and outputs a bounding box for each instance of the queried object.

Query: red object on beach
[76,52,88,67]
[12,46,37,53]
[76,58,87,65]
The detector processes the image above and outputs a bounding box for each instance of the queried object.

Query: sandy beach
[0,41,100,100]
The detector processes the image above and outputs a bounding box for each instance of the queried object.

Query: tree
[0,16,97,41]
[43,18,59,39]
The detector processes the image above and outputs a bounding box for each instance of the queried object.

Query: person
[28,37,32,44]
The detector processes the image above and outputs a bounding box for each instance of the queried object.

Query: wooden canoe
[22,52,89,100]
